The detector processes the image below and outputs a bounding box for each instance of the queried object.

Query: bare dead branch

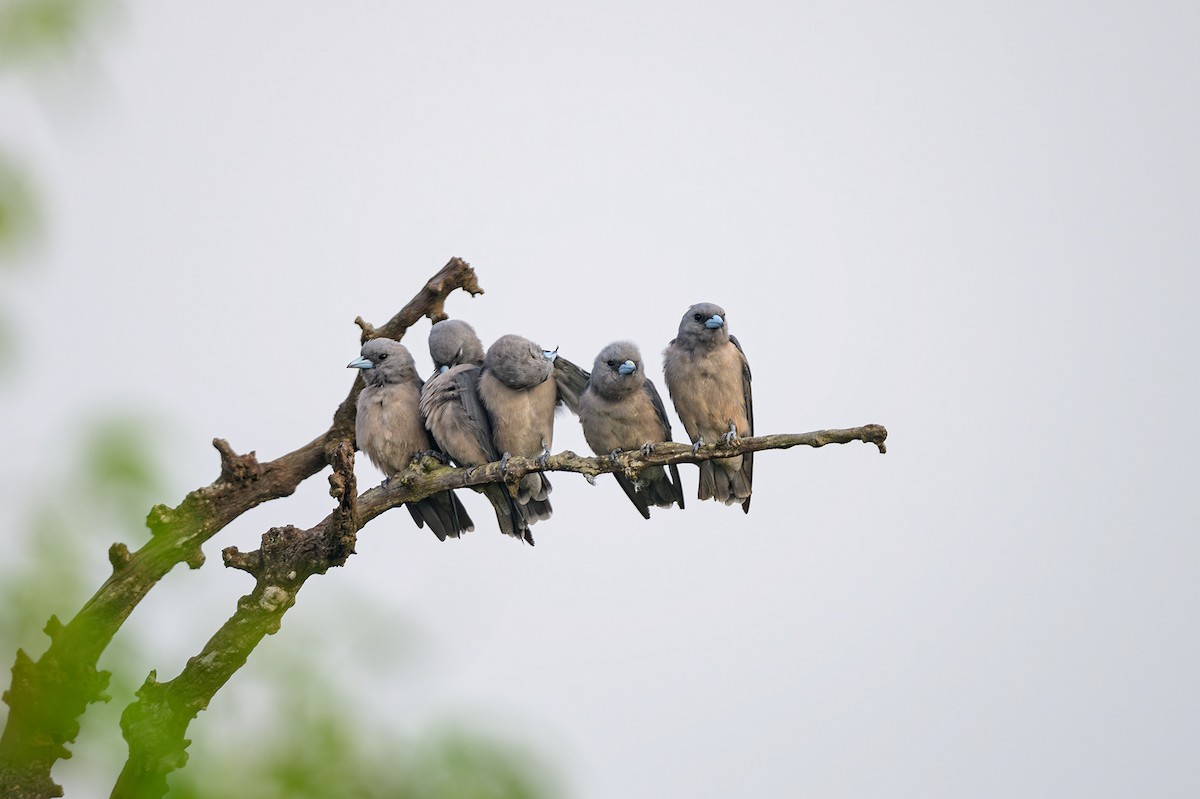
[350,425,889,528]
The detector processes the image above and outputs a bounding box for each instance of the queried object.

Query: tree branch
[352,425,889,528]
[109,444,359,799]
[104,424,886,798]
[0,258,481,799]
[0,254,889,799]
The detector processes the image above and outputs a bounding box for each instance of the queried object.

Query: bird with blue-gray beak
[420,320,534,545]
[579,341,685,519]
[476,334,560,523]
[663,303,753,512]
[348,337,474,540]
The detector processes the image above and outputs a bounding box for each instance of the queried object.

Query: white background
[3,2,1198,796]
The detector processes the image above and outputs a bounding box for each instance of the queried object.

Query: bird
[476,334,559,524]
[419,320,533,545]
[663,303,753,512]
[348,337,474,540]
[578,341,685,518]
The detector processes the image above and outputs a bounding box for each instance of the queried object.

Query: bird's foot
[723,424,740,446]
[418,449,451,465]
[641,442,655,457]
[537,448,551,469]
[609,449,622,465]
[691,437,705,455]
[498,452,511,476]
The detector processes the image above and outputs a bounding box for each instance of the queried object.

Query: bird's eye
[378,353,388,360]
[693,313,703,322]
[606,360,616,368]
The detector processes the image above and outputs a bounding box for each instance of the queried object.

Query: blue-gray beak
[347,357,373,370]
[438,364,450,373]
[543,347,559,361]
[705,314,724,329]
[617,360,636,375]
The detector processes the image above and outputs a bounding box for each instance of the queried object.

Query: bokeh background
[2,1,1198,796]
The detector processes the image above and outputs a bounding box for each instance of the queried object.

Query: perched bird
[579,341,685,519]
[427,318,486,375]
[348,337,474,540]
[420,320,533,545]
[477,334,559,523]
[663,303,753,512]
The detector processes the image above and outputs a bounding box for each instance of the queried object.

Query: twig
[354,425,888,528]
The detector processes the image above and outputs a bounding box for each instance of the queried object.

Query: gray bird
[420,320,533,545]
[663,303,753,512]
[348,337,474,540]
[579,341,685,519]
[477,334,559,523]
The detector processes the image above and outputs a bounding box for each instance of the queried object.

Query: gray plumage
[663,303,754,512]
[427,319,486,373]
[420,320,533,544]
[579,341,685,519]
[349,337,474,540]
[477,334,558,523]
[551,354,591,416]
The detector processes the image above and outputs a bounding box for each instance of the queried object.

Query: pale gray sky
[3,1,1199,796]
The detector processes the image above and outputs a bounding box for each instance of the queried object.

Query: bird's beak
[543,347,559,361]
[705,314,724,329]
[438,364,450,373]
[618,360,636,375]
[347,357,374,370]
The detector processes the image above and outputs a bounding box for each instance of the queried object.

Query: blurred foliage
[174,725,552,799]
[171,660,555,799]
[0,414,166,790]
[0,414,165,658]
[0,413,557,797]
[1,6,557,795]
[0,312,14,376]
[0,151,39,261]
[1,0,120,279]
[0,0,113,66]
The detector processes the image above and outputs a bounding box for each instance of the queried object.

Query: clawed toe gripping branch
[0,258,887,799]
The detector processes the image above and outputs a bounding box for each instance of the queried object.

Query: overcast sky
[3,1,1199,796]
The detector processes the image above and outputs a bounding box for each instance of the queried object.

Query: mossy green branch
[0,259,482,799]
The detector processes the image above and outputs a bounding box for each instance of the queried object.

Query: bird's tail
[406,490,475,541]
[478,483,534,545]
[642,464,686,510]
[613,464,685,520]
[697,457,751,509]
[516,473,553,524]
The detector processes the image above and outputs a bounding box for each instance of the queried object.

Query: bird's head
[590,340,643,399]
[677,302,730,346]
[428,319,485,371]
[347,338,417,386]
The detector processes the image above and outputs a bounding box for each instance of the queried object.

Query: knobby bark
[0,258,888,799]
[105,427,886,799]
[0,258,481,799]
[109,443,359,799]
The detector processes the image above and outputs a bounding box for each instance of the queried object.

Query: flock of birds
[348,303,753,545]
